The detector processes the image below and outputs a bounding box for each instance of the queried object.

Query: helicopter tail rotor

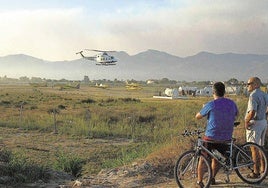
[76,50,83,54]
[76,51,85,58]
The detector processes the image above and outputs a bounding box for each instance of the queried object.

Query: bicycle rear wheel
[234,142,268,184]
[174,150,212,188]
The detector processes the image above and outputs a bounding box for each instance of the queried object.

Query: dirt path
[64,166,268,188]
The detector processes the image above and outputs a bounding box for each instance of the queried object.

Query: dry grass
[0,83,256,180]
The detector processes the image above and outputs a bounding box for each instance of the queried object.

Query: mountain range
[1,50,268,82]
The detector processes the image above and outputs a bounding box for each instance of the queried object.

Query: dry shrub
[233,126,246,144]
[145,138,193,177]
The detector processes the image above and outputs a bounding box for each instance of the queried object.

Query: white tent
[226,86,241,95]
[164,88,179,98]
[196,86,213,96]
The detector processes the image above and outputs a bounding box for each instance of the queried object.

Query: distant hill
[1,50,268,81]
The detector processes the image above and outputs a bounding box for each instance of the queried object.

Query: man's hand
[245,120,254,130]
[245,110,255,130]
[245,122,251,130]
[195,112,203,120]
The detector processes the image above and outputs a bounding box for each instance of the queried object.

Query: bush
[0,149,50,184]
[81,98,96,104]
[54,151,85,177]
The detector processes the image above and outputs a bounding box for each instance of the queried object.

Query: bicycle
[174,122,268,188]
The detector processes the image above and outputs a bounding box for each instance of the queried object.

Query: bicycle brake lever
[234,122,240,127]
[182,130,188,136]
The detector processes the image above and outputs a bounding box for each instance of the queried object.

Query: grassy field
[0,83,255,184]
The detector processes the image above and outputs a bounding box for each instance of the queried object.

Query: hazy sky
[0,0,268,61]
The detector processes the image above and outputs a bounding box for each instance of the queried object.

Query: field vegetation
[0,82,263,185]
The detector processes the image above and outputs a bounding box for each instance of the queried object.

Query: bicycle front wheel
[234,142,268,184]
[174,150,212,188]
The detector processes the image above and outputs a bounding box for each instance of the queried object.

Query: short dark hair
[213,82,225,97]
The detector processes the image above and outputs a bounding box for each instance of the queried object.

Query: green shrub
[81,98,96,104]
[0,149,49,184]
[54,151,84,177]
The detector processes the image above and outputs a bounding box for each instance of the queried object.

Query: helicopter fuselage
[95,52,117,65]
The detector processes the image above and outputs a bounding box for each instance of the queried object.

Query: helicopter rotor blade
[84,49,116,53]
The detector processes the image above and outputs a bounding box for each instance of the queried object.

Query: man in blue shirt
[244,77,268,178]
[195,82,239,187]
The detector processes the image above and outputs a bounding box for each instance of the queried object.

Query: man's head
[213,82,225,97]
[247,77,261,92]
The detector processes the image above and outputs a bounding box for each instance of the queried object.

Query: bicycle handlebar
[181,122,240,137]
[182,129,204,137]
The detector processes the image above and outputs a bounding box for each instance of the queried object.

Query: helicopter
[76,49,117,66]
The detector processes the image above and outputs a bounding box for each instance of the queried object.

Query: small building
[226,86,242,95]
[146,80,155,84]
[178,86,198,96]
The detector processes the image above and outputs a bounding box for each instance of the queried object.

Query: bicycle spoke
[174,150,212,188]
[234,142,268,184]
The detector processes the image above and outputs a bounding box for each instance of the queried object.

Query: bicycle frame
[197,137,254,171]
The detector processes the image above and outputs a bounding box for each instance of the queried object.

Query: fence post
[53,108,58,134]
[19,102,25,129]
